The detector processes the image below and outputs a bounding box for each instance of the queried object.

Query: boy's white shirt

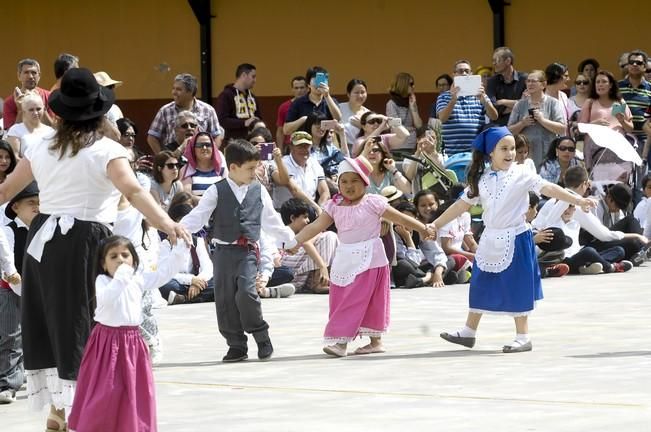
[180,177,295,249]
[1,218,27,295]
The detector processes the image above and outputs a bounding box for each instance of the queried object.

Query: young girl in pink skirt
[68,235,187,432]
[290,148,435,357]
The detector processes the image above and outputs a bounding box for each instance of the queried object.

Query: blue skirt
[469,230,542,315]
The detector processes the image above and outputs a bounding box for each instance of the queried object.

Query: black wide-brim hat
[49,68,115,122]
[538,227,573,252]
[5,181,39,220]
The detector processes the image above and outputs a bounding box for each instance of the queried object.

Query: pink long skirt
[68,324,156,432]
[324,265,391,344]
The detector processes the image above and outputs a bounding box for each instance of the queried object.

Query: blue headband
[471,126,512,155]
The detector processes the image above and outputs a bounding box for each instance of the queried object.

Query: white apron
[475,224,528,273]
[330,238,380,286]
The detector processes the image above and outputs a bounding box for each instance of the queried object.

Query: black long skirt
[21,214,112,380]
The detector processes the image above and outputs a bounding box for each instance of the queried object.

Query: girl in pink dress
[290,150,434,357]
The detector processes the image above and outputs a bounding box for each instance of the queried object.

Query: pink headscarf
[182,132,224,179]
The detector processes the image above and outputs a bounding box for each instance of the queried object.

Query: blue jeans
[267,266,294,287]
[563,246,624,273]
[159,278,215,303]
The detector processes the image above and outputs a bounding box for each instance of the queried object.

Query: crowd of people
[0,46,650,431]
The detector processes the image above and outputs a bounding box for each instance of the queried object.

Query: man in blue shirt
[619,50,651,154]
[436,60,498,155]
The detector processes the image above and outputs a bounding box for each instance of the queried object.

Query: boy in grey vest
[181,140,296,362]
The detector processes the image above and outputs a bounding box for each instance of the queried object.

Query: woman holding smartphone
[507,70,566,168]
[353,111,410,156]
[386,72,422,151]
[578,70,633,169]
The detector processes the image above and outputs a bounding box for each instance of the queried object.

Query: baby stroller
[444,152,473,183]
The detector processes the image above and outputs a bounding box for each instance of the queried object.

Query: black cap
[5,181,39,220]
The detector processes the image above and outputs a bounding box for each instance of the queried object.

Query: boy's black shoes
[222,347,248,363]
[257,340,274,361]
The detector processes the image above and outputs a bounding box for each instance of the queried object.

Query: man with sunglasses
[618,50,651,158]
[165,110,199,155]
[437,59,498,155]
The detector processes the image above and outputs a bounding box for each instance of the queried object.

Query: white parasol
[578,123,643,166]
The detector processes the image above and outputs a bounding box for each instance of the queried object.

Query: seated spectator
[180,132,228,201]
[437,184,477,263]
[117,118,155,173]
[168,191,195,212]
[283,66,342,135]
[361,137,411,195]
[271,131,330,210]
[276,76,308,152]
[539,136,583,185]
[150,150,184,210]
[5,92,54,157]
[534,200,632,275]
[633,174,651,238]
[381,185,407,208]
[540,166,647,265]
[514,134,537,173]
[305,112,347,184]
[403,127,446,195]
[353,111,410,155]
[0,141,17,185]
[526,191,570,278]
[257,231,296,299]
[279,198,337,294]
[595,183,644,238]
[386,72,422,150]
[165,110,199,154]
[434,73,453,94]
[94,71,124,126]
[508,69,566,168]
[159,203,214,305]
[392,201,462,288]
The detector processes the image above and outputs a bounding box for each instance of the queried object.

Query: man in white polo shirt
[271,131,330,210]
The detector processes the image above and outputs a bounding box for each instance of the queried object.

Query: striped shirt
[435,92,486,155]
[148,98,222,145]
[618,79,651,136]
[191,168,224,196]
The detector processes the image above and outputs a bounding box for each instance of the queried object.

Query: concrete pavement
[3,265,650,431]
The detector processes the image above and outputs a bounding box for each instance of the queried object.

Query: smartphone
[611,102,626,116]
[528,108,536,117]
[320,120,338,130]
[314,72,329,88]
[259,143,275,161]
[388,117,402,127]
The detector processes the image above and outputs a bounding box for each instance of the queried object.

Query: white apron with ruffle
[330,238,379,286]
[475,224,528,273]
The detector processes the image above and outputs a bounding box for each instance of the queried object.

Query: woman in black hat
[0,68,190,431]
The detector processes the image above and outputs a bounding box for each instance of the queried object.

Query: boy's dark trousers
[213,244,269,351]
[0,289,23,393]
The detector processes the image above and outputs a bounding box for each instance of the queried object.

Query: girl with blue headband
[430,126,595,353]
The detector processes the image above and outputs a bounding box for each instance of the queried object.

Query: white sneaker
[578,262,603,275]
[268,283,295,298]
[0,389,16,404]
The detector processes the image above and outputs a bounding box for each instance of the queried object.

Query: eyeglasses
[194,142,212,149]
[646,69,651,74]
[180,122,198,129]
[455,69,471,75]
[629,60,645,66]
[122,133,136,138]
[557,145,576,152]
[165,163,182,169]
[366,118,383,125]
[369,147,382,153]
[575,80,589,85]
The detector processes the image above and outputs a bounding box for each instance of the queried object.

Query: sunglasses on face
[180,122,198,129]
[165,163,182,169]
[629,60,645,66]
[194,142,212,149]
[122,133,136,138]
[369,147,382,154]
[575,80,589,85]
[557,145,576,152]
[366,118,383,125]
